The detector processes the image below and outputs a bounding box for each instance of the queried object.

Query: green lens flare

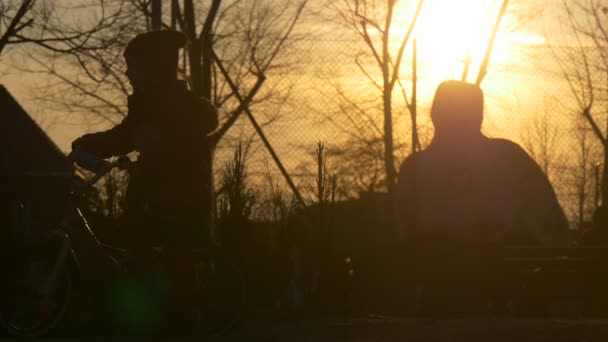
[107,271,172,331]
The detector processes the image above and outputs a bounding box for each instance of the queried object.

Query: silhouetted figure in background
[395,80,572,314]
[396,80,572,248]
[72,30,218,331]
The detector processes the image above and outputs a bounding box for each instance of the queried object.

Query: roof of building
[0,85,69,177]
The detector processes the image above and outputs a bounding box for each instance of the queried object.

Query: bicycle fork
[39,230,71,296]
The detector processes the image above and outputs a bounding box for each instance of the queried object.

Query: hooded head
[123,30,186,91]
[430,80,484,141]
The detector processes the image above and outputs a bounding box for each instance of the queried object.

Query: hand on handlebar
[68,148,109,175]
[69,148,133,179]
[117,155,132,171]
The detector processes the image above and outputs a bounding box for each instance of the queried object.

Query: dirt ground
[13,288,606,341]
[220,315,608,342]
[50,316,608,341]
[51,301,608,341]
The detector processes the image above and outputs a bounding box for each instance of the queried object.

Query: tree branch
[0,0,35,56]
[389,0,424,88]
[210,73,267,145]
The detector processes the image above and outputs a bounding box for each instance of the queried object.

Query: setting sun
[395,0,513,82]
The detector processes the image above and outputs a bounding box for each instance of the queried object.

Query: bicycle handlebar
[67,149,133,190]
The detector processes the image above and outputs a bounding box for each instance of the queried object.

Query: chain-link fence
[212,26,604,232]
[2,0,596,231]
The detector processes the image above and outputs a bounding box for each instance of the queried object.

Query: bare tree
[308,141,341,205]
[14,1,306,142]
[520,99,561,178]
[329,0,424,194]
[0,0,124,58]
[8,1,309,222]
[0,0,37,57]
[255,155,296,222]
[0,0,131,94]
[551,0,608,213]
[218,142,257,221]
[568,118,602,229]
[14,1,149,122]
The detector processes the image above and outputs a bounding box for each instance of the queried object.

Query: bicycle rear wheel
[0,254,74,337]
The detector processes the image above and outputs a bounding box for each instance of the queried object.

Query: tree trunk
[383,89,395,193]
[151,0,162,31]
[200,0,221,100]
[382,4,395,194]
[184,0,201,95]
[411,39,418,154]
[182,0,222,243]
[602,147,608,208]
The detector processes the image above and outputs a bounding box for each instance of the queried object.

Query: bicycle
[0,176,78,337]
[0,151,245,337]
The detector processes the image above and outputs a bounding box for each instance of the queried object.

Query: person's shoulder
[486,138,530,158]
[486,137,523,150]
[486,138,542,173]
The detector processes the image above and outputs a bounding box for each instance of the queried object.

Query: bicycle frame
[62,151,244,335]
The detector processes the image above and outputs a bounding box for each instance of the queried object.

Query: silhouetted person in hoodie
[396,80,572,314]
[71,30,218,331]
[396,80,572,249]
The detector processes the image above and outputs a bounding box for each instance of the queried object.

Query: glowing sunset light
[394,0,526,84]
